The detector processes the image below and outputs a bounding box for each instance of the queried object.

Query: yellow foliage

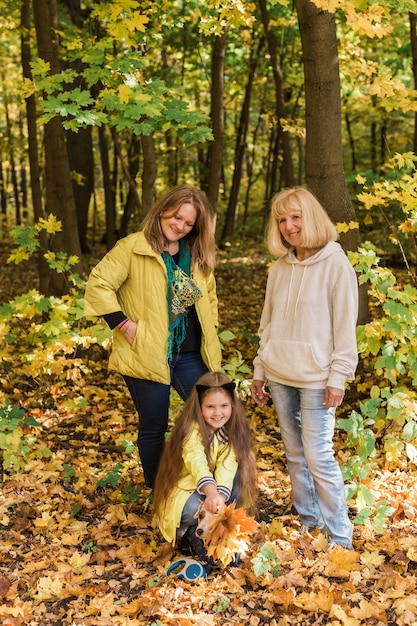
[36,214,62,234]
[34,576,63,602]
[118,84,131,104]
[336,221,359,234]
[68,550,92,571]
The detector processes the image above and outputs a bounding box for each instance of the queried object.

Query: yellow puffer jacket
[84,231,222,383]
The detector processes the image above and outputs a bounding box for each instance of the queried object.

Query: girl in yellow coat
[153,371,257,570]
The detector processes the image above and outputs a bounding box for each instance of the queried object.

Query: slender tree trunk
[345,112,356,171]
[111,128,142,229]
[98,125,116,250]
[0,156,6,242]
[258,0,295,190]
[120,135,141,236]
[21,0,50,293]
[371,118,377,173]
[32,0,82,295]
[19,116,28,214]
[2,78,21,225]
[221,36,262,240]
[206,26,227,215]
[141,134,156,217]
[409,13,417,158]
[66,127,94,253]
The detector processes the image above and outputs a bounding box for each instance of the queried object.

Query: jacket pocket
[130,318,142,345]
[261,339,328,383]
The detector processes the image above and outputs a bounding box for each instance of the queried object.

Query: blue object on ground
[166,557,207,581]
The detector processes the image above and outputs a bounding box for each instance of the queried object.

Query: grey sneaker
[327,540,353,551]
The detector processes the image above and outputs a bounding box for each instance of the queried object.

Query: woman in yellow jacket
[84,185,222,488]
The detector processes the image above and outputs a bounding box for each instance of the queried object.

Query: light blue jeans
[268,382,353,548]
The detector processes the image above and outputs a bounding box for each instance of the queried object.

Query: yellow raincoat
[155,424,238,544]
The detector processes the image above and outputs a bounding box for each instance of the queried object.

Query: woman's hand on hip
[250,379,269,405]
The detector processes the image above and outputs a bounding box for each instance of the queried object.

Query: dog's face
[195,502,228,546]
[195,502,219,541]
[194,501,259,566]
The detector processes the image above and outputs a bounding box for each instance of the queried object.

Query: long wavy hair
[153,371,258,518]
[267,186,339,257]
[141,184,216,276]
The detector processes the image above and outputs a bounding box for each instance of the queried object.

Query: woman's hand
[250,379,270,405]
[324,386,345,408]
[120,321,137,346]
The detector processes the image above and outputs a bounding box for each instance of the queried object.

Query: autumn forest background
[2,0,417,624]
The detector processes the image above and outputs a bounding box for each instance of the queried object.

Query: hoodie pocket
[261,339,328,384]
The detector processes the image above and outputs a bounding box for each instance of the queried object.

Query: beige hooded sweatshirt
[253,241,358,390]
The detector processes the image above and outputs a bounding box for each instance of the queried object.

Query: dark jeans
[123,351,208,488]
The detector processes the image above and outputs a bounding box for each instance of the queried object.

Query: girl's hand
[251,379,269,405]
[120,321,137,346]
[204,493,226,514]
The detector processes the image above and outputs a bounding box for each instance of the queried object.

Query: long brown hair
[153,371,258,518]
[141,184,216,276]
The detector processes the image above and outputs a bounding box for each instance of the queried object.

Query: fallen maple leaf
[33,576,63,602]
[323,546,362,578]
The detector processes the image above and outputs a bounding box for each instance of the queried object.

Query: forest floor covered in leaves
[1,241,417,625]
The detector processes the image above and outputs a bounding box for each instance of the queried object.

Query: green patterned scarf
[162,240,201,360]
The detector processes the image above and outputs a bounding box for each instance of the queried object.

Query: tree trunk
[19,116,28,214]
[206,26,227,215]
[141,134,157,218]
[409,13,417,158]
[294,0,358,251]
[0,153,7,234]
[295,0,368,325]
[258,0,295,190]
[120,135,141,236]
[32,0,82,295]
[66,127,94,253]
[21,0,50,294]
[98,125,116,250]
[221,36,262,241]
[1,78,21,225]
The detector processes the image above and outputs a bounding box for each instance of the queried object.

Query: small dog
[195,501,258,566]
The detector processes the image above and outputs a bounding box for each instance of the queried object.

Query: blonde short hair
[267,187,338,257]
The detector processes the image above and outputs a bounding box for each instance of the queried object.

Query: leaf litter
[1,244,417,624]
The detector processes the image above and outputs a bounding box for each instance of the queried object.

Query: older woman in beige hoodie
[251,187,358,550]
